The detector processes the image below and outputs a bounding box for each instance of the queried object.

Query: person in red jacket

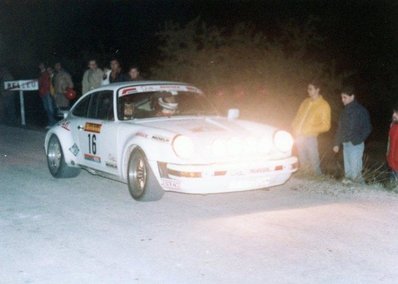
[387,105,398,185]
[38,62,56,127]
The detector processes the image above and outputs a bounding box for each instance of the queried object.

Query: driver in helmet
[157,94,178,116]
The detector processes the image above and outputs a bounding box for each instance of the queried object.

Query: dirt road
[1,125,398,283]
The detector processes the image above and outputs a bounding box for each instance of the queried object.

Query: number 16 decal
[88,134,97,154]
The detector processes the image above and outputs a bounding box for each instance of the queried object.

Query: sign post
[4,80,38,126]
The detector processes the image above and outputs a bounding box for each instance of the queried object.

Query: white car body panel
[45,81,297,195]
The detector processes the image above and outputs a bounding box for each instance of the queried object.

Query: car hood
[135,116,275,137]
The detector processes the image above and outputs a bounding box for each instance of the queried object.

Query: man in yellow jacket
[292,80,331,175]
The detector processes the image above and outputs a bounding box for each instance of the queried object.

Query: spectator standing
[38,63,56,127]
[333,86,372,183]
[47,67,58,115]
[101,68,111,85]
[54,62,74,110]
[0,67,18,125]
[46,67,56,98]
[82,59,104,94]
[292,80,331,175]
[109,59,127,83]
[386,105,398,186]
[127,65,143,81]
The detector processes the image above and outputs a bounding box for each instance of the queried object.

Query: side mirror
[227,108,240,120]
[56,109,69,119]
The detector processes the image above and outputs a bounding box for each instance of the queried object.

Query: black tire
[127,148,164,201]
[47,135,81,178]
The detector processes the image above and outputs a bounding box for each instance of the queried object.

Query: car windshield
[118,90,218,120]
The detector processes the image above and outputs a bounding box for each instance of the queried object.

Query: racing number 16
[88,134,97,155]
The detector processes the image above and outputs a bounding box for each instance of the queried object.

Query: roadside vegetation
[149,18,395,190]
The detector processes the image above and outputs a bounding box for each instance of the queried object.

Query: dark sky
[0,0,396,75]
[0,0,397,129]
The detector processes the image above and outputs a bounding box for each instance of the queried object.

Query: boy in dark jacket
[333,86,372,183]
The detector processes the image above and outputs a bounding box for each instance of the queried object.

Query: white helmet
[158,96,178,111]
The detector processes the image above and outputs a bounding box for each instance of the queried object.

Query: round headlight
[274,130,294,152]
[173,135,194,159]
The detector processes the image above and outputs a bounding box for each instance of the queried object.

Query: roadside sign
[4,80,38,91]
[4,80,39,126]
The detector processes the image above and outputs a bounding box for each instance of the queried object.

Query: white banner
[4,80,38,91]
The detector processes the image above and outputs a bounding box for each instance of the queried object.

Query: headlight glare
[227,137,242,155]
[212,139,227,156]
[173,135,194,159]
[274,130,294,152]
[245,137,257,154]
[260,136,272,154]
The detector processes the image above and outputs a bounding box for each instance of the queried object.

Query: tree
[151,17,347,129]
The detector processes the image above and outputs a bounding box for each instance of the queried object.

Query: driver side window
[72,95,90,117]
[88,91,114,120]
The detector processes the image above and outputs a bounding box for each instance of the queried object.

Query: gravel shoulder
[1,125,398,284]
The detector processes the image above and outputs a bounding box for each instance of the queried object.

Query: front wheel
[127,148,164,201]
[47,135,81,178]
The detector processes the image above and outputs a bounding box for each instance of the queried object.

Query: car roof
[93,80,194,92]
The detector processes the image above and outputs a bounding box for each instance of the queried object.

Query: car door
[69,94,91,165]
[71,90,119,174]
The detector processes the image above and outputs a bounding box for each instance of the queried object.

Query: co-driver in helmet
[157,93,178,116]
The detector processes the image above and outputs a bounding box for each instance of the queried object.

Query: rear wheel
[47,135,81,178]
[127,148,164,201]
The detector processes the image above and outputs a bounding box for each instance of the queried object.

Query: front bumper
[152,156,298,194]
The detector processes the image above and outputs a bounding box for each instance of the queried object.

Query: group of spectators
[38,62,73,126]
[37,58,143,127]
[2,59,397,187]
[292,79,397,187]
[82,58,143,94]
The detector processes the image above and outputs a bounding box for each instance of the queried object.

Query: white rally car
[45,81,298,201]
